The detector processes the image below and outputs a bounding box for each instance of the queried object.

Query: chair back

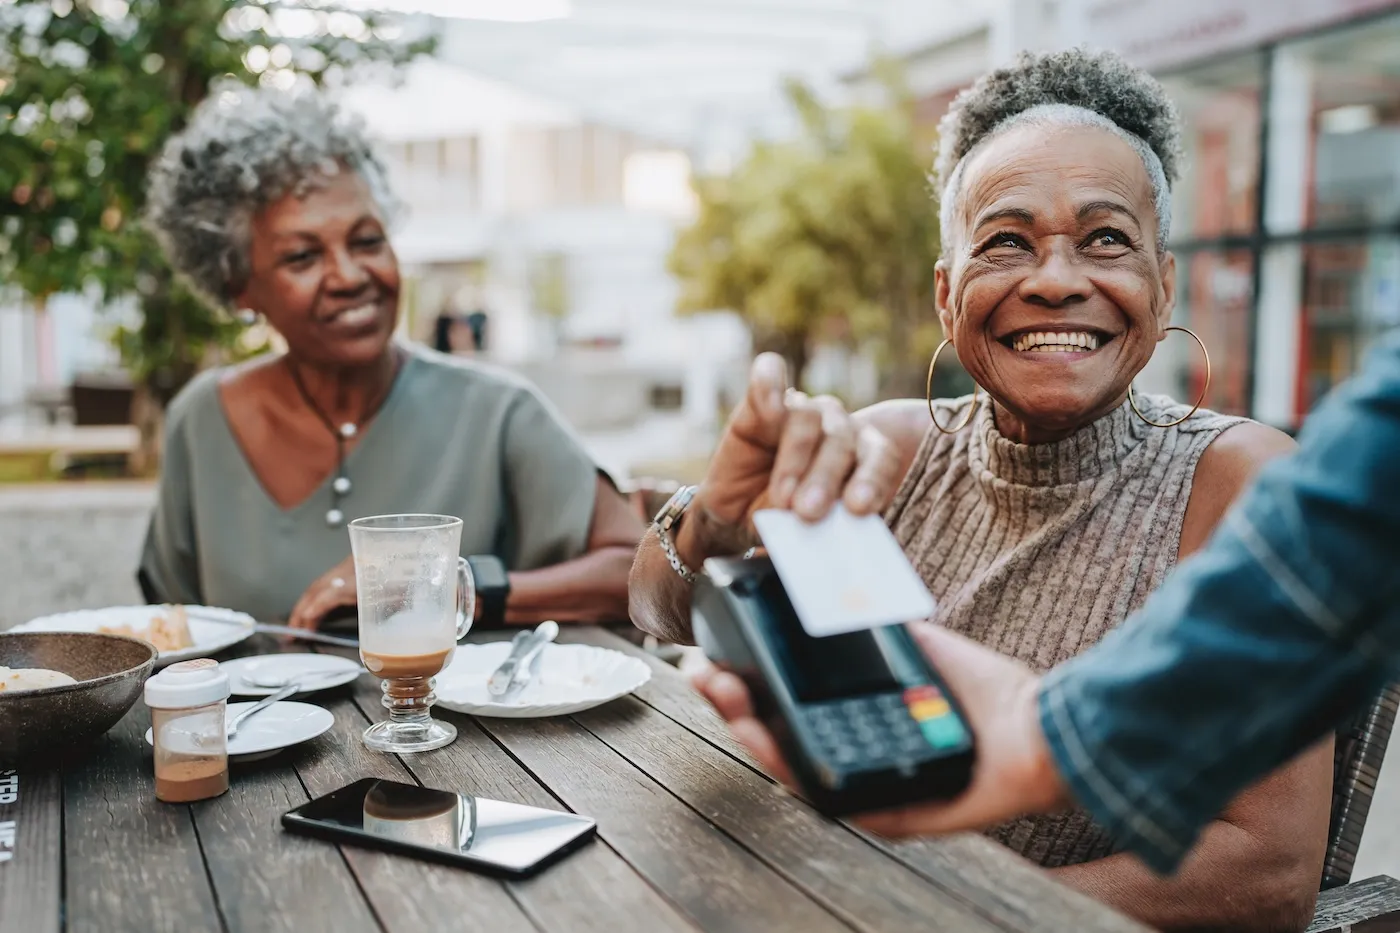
[1323,683,1400,890]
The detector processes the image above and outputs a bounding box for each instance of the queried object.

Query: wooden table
[1,627,1146,933]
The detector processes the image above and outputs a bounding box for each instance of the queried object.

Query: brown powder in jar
[155,757,229,803]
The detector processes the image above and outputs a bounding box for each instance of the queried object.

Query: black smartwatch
[466,554,511,629]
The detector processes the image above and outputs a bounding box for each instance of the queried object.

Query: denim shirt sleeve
[1038,327,1400,875]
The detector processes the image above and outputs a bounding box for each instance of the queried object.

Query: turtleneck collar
[967,394,1152,488]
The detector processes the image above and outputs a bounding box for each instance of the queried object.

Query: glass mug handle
[456,556,476,641]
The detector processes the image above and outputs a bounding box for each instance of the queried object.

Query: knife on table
[487,621,558,699]
[183,608,361,648]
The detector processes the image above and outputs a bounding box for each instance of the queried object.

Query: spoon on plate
[227,682,298,739]
[244,667,368,691]
[225,666,368,737]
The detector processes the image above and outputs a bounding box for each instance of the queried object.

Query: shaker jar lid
[144,658,231,709]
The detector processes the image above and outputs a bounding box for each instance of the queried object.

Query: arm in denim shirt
[1038,328,1400,875]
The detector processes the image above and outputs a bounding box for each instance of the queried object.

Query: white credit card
[752,505,937,637]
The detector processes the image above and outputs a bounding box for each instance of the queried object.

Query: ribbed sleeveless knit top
[885,391,1244,867]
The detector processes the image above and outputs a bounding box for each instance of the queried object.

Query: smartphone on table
[282,777,596,877]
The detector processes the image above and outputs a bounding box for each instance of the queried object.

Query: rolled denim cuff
[1038,667,1200,875]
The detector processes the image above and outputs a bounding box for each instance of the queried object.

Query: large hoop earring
[1129,326,1211,428]
[926,337,979,435]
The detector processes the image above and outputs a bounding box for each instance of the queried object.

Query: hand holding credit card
[668,354,908,582]
[752,505,937,637]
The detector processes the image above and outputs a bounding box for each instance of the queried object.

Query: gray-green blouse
[138,346,600,622]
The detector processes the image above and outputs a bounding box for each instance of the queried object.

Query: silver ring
[331,577,347,589]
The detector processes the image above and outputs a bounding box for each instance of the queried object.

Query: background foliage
[670,61,967,398]
[0,0,431,450]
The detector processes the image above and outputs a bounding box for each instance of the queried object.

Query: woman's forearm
[504,545,635,625]
[1050,819,1319,933]
[627,527,699,644]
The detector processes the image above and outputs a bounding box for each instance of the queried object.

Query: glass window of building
[1172,249,1255,416]
[1160,54,1265,243]
[1299,237,1400,410]
[1289,14,1400,231]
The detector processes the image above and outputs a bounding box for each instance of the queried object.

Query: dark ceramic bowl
[0,632,158,768]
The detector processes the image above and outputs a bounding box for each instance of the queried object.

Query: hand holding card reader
[692,555,975,817]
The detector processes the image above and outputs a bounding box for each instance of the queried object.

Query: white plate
[434,642,651,719]
[14,605,256,669]
[145,701,334,761]
[220,654,364,697]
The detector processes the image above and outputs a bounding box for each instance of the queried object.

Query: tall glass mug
[349,514,475,753]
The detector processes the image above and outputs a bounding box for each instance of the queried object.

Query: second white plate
[14,605,256,669]
[220,654,364,696]
[434,642,651,718]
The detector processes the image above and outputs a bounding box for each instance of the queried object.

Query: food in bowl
[0,632,159,768]
[0,665,78,692]
[99,604,195,652]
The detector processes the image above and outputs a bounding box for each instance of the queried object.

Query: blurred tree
[529,251,570,348]
[669,61,963,398]
[0,0,432,471]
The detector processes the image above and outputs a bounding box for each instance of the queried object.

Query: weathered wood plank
[559,627,756,766]
[574,695,1003,933]
[568,627,1146,933]
[343,664,698,933]
[883,836,1148,933]
[293,694,541,933]
[62,704,224,933]
[0,767,61,933]
[192,695,380,933]
[1307,874,1400,933]
[472,705,854,933]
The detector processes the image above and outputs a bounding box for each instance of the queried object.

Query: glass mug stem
[381,675,435,722]
[364,671,456,752]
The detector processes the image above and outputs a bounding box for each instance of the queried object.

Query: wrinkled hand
[288,556,357,630]
[678,352,903,566]
[690,622,1071,836]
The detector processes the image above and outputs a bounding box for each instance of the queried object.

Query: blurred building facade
[10,0,1399,442]
[0,1,921,439]
[2,54,752,475]
[338,57,750,462]
[857,0,1400,431]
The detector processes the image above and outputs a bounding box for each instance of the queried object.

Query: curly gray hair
[934,48,1183,251]
[145,81,398,310]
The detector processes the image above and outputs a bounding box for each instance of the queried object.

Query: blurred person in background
[431,308,460,354]
[634,49,1329,932]
[138,83,642,631]
[465,308,489,353]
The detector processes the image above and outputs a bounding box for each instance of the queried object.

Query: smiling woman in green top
[137,82,642,630]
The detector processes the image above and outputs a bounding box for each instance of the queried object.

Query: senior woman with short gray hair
[138,83,642,631]
[633,50,1331,932]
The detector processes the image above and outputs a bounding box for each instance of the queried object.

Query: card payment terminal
[692,556,975,817]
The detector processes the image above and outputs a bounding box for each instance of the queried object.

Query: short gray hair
[934,49,1183,251]
[145,81,398,310]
